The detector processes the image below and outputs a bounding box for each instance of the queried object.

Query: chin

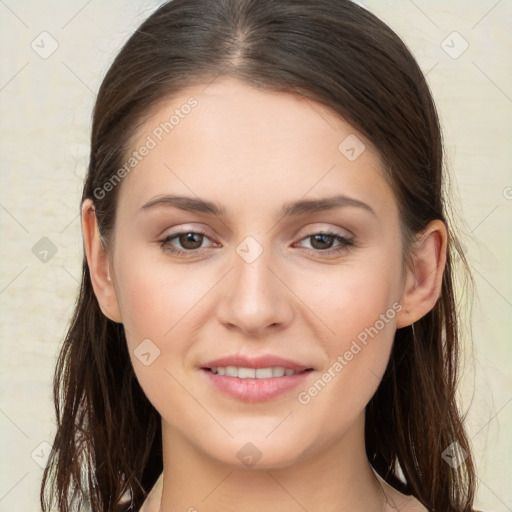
[198,428,315,471]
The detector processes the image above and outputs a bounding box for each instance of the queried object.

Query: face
[105,77,409,469]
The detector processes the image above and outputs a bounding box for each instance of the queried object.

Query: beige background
[0,1,511,511]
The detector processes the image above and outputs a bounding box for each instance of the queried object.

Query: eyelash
[158,229,355,257]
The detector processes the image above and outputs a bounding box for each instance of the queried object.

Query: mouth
[199,356,315,402]
[203,366,312,378]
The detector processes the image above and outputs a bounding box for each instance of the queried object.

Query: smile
[207,366,304,378]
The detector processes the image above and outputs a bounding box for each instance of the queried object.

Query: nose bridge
[235,235,273,294]
[216,234,292,334]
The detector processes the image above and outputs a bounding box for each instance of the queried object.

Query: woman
[40,1,479,511]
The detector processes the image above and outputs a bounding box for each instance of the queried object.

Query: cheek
[112,253,220,400]
[116,271,169,341]
[292,247,403,344]
[293,284,398,448]
[113,258,204,417]
[114,251,212,343]
[290,249,402,406]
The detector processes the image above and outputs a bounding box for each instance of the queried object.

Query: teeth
[273,367,285,377]
[238,367,255,378]
[255,367,273,378]
[209,366,302,378]
[225,366,238,377]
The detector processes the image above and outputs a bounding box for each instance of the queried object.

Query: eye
[159,229,216,255]
[159,229,355,257]
[295,231,355,254]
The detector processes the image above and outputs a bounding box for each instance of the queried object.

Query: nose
[216,240,294,338]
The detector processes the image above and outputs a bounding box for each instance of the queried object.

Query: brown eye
[159,230,214,255]
[176,232,205,250]
[310,233,336,250]
[297,231,355,254]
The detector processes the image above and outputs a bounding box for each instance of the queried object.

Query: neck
[158,413,387,512]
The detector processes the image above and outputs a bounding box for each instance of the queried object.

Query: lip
[200,354,314,402]
[201,354,312,371]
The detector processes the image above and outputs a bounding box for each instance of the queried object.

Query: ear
[81,198,123,323]
[396,219,448,328]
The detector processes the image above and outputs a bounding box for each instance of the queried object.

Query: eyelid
[158,224,214,242]
[294,223,353,240]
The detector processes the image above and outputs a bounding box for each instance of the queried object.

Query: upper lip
[201,354,312,371]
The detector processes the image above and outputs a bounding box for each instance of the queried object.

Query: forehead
[118,76,396,220]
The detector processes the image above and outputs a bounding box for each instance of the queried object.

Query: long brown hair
[40,1,476,510]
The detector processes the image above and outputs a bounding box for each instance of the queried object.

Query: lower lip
[201,368,313,402]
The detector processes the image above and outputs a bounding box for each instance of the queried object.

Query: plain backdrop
[0,1,511,511]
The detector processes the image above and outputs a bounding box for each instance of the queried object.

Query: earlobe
[81,198,123,323]
[396,219,448,328]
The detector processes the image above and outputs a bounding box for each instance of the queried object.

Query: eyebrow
[140,194,376,218]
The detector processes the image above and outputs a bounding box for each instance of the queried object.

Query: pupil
[313,234,332,250]
[181,233,202,249]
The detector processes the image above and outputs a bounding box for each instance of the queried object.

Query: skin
[82,76,446,512]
